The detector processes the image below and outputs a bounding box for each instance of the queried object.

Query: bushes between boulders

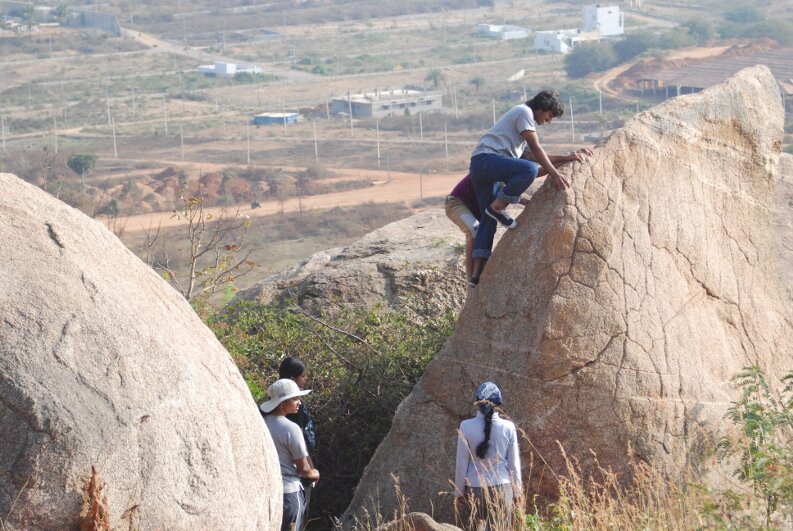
[208,301,456,528]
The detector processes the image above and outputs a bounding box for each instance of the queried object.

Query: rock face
[235,209,469,318]
[376,512,461,531]
[343,66,793,525]
[0,175,281,529]
[772,153,793,304]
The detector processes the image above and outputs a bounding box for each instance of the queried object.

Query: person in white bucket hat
[261,379,320,531]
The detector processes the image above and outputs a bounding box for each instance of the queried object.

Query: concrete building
[476,23,530,40]
[582,5,624,37]
[251,112,299,126]
[329,88,443,118]
[197,62,262,77]
[0,1,121,35]
[534,29,582,54]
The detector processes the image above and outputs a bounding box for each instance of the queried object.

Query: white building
[330,88,443,118]
[476,23,530,40]
[582,5,624,37]
[196,62,262,77]
[534,29,582,54]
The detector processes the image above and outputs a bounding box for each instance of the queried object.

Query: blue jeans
[469,153,539,259]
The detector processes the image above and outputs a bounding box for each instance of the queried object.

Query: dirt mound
[618,39,779,85]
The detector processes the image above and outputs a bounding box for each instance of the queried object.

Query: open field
[3,0,778,283]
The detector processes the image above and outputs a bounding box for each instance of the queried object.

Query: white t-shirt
[264,414,309,494]
[471,104,537,159]
[454,411,522,496]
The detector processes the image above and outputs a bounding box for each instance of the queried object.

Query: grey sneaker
[485,206,517,229]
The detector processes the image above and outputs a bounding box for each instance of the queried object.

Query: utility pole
[569,97,575,142]
[444,122,449,172]
[418,111,423,140]
[105,86,111,127]
[312,119,319,165]
[111,116,118,159]
[162,94,168,135]
[453,85,459,119]
[599,88,603,115]
[386,134,391,182]
[376,120,381,169]
[347,92,354,137]
[492,98,496,125]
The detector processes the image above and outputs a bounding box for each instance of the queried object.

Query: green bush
[725,5,766,24]
[718,366,793,526]
[209,301,456,527]
[613,32,659,62]
[564,42,618,78]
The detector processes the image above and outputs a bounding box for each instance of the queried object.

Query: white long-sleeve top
[454,411,522,497]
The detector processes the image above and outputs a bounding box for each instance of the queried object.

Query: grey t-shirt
[471,104,536,159]
[264,414,309,494]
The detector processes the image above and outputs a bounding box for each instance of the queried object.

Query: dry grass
[341,429,786,531]
[79,466,111,531]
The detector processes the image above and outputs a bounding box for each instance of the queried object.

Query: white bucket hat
[259,378,311,414]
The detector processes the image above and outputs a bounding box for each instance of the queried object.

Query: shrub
[717,366,793,526]
[564,42,618,78]
[209,301,456,527]
[613,32,659,63]
[725,5,766,24]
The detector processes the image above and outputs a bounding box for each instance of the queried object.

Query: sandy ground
[116,166,465,233]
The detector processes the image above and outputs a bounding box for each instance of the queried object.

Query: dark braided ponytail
[473,382,503,459]
[475,402,495,458]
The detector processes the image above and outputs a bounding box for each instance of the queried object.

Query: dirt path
[116,167,464,233]
[123,28,318,83]
[591,45,733,101]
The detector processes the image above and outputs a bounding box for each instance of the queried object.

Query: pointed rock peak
[342,66,792,526]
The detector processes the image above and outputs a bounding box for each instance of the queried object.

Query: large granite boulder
[342,66,793,524]
[772,153,793,303]
[376,512,461,531]
[234,209,470,319]
[0,175,281,529]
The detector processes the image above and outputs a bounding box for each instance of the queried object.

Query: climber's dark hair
[475,403,495,459]
[526,90,564,117]
[279,357,305,379]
